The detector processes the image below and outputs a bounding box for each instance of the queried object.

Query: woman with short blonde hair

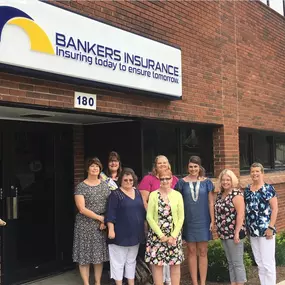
[217,169,239,192]
[215,169,247,285]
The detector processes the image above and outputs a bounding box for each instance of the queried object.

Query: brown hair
[106,151,122,177]
[158,169,173,178]
[250,162,264,174]
[118,168,138,187]
[85,157,103,178]
[188,155,205,177]
[151,155,171,176]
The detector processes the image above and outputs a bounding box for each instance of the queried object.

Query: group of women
[214,163,278,285]
[73,152,278,285]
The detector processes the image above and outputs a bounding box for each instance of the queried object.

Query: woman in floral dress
[145,169,184,285]
[73,157,110,285]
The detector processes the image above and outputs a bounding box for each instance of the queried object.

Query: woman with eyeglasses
[174,156,215,285]
[100,151,122,190]
[145,169,184,285]
[139,155,179,285]
[106,168,146,285]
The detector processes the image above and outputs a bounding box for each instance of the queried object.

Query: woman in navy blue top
[106,168,145,285]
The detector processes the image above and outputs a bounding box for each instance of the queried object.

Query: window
[239,128,285,173]
[181,127,213,176]
[142,121,214,177]
[267,0,284,16]
[143,123,178,175]
[239,131,251,170]
[261,0,285,16]
[275,136,285,169]
[252,133,271,169]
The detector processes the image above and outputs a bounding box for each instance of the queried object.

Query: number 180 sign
[74,92,97,110]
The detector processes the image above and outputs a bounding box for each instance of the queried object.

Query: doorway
[0,121,74,285]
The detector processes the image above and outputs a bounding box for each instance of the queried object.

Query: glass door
[0,122,74,285]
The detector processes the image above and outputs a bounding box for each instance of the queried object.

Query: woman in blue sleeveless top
[175,156,215,285]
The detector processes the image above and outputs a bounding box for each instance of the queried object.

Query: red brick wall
[0,0,284,230]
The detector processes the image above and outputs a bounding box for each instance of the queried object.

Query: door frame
[0,120,75,285]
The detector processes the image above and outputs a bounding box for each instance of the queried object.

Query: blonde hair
[217,169,239,193]
[151,155,171,176]
[250,162,264,173]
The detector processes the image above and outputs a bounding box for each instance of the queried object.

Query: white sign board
[74,92,96,110]
[0,0,182,98]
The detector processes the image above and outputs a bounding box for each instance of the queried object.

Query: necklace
[189,181,200,202]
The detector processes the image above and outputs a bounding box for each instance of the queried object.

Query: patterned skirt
[145,193,184,265]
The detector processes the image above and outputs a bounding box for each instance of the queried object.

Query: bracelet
[268,226,275,231]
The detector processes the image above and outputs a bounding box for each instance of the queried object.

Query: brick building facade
[0,0,284,284]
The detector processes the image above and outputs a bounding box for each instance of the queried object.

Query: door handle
[6,186,19,220]
[6,197,18,220]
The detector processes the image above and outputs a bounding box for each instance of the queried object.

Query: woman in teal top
[145,169,184,285]
[175,156,215,285]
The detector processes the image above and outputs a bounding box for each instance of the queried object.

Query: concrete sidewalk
[25,269,110,285]
[26,269,285,285]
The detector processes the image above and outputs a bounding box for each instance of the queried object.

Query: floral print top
[215,189,246,240]
[145,192,184,265]
[244,183,277,237]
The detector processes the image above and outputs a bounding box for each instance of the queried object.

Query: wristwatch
[268,226,275,231]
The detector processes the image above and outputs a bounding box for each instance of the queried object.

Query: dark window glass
[252,133,271,169]
[239,128,285,173]
[239,131,250,170]
[142,122,213,177]
[181,127,213,176]
[143,124,178,175]
[275,136,285,169]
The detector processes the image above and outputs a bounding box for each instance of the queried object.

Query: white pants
[250,236,276,285]
[109,244,139,281]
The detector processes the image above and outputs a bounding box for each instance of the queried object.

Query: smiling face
[155,156,170,174]
[159,175,172,188]
[88,163,101,177]
[250,166,264,183]
[221,174,232,191]
[159,169,173,189]
[121,174,134,190]
[188,162,200,177]
[108,159,120,173]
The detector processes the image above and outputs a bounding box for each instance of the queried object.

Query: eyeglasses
[159,177,172,181]
[123,179,133,183]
